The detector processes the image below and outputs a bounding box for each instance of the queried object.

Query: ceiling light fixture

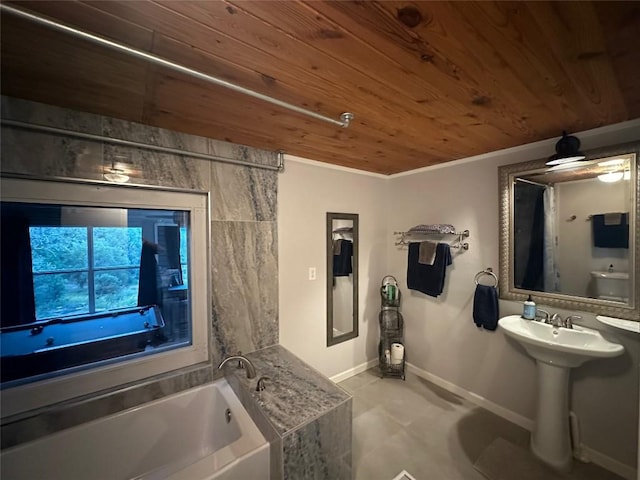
[546,131,586,166]
[598,171,624,183]
[104,161,129,183]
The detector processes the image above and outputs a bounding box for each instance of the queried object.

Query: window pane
[30,227,87,272]
[94,268,140,312]
[93,227,142,268]
[33,272,89,319]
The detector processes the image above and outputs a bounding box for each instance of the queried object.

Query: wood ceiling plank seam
[146,104,404,174]
[1,18,148,122]
[594,3,640,117]
[15,0,156,51]
[90,3,482,156]
[147,71,439,165]
[298,0,539,142]
[152,1,492,160]
[411,1,575,136]
[149,35,461,159]
[220,3,516,151]
[524,2,628,126]
[313,2,576,141]
[150,0,490,156]
[229,0,521,148]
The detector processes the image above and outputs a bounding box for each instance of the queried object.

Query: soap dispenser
[523,295,536,320]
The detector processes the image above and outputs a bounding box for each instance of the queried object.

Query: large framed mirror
[499,141,639,321]
[327,212,359,346]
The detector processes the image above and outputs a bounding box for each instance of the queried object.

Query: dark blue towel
[592,213,628,248]
[407,242,452,297]
[473,284,499,331]
[333,239,353,277]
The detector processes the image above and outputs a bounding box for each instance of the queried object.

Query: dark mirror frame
[327,212,359,346]
[498,141,640,321]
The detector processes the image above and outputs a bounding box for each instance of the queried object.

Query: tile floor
[338,368,625,480]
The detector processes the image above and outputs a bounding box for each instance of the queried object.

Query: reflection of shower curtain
[543,187,560,292]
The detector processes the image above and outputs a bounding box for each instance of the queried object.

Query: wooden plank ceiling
[1,1,639,175]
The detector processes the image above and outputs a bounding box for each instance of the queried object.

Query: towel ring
[474,269,498,287]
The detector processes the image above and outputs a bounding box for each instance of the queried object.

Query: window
[1,178,209,417]
[30,226,143,319]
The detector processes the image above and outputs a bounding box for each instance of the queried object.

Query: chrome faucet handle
[256,376,271,392]
[564,315,582,329]
[535,309,550,323]
[549,313,563,327]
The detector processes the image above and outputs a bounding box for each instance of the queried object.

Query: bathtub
[1,378,269,480]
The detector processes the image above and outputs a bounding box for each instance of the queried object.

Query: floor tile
[340,368,626,480]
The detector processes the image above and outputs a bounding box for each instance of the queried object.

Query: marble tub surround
[1,96,280,444]
[225,345,352,479]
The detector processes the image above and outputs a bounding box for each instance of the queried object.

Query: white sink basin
[499,315,623,368]
[596,315,640,334]
[499,314,624,472]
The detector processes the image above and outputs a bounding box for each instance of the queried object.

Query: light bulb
[597,171,623,183]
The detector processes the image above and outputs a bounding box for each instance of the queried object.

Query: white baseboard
[405,362,534,431]
[406,362,637,480]
[582,445,637,480]
[329,358,378,383]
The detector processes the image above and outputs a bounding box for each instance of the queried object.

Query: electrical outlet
[308,267,317,281]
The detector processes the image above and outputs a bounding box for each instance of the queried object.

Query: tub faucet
[217,355,257,379]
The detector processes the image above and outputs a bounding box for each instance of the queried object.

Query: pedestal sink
[498,315,624,472]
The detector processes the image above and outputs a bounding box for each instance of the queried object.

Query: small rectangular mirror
[327,212,358,346]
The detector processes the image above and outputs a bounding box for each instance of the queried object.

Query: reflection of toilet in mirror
[591,270,629,302]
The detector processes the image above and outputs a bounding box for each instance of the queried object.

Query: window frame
[1,177,210,418]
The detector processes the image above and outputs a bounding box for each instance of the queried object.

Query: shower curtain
[543,186,560,292]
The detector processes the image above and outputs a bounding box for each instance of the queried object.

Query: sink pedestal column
[530,361,572,473]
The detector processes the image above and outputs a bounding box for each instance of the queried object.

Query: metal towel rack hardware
[394,229,470,251]
[474,268,498,287]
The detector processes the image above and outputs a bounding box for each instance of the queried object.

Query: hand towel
[592,213,628,248]
[407,242,452,297]
[473,284,499,331]
[418,241,437,265]
[333,239,353,277]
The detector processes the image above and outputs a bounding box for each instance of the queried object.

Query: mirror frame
[326,212,359,346]
[499,140,640,321]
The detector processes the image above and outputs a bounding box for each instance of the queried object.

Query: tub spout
[217,355,257,379]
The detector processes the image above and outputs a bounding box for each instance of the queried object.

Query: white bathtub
[1,378,269,480]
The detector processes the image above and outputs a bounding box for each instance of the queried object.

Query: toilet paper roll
[390,343,404,365]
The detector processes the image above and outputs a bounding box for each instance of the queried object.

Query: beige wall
[278,157,388,378]
[278,120,640,474]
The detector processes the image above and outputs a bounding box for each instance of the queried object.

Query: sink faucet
[217,355,257,379]
[564,315,582,329]
[549,313,564,328]
[535,309,550,323]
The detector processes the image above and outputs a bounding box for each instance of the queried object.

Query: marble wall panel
[210,161,277,222]
[1,96,102,133]
[283,400,353,480]
[210,221,278,366]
